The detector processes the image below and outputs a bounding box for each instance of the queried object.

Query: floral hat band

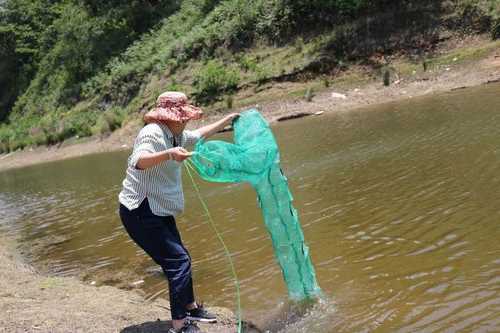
[144,91,203,124]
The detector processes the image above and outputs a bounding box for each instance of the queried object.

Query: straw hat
[144,91,203,124]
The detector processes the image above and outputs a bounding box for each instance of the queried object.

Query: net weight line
[184,160,242,333]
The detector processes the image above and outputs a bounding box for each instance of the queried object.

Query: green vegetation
[193,60,240,104]
[0,0,499,153]
[383,68,391,87]
[304,87,315,102]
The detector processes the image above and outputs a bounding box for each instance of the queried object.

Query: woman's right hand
[167,147,193,162]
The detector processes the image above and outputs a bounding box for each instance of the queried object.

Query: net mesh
[191,109,321,300]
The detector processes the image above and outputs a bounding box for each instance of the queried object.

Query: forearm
[196,117,229,139]
[136,151,170,170]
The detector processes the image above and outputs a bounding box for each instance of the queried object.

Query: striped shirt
[118,123,201,216]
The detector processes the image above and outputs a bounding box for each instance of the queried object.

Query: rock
[331,92,347,99]
[131,280,144,286]
[314,111,324,116]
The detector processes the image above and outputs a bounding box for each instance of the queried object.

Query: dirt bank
[0,238,236,333]
[0,36,499,173]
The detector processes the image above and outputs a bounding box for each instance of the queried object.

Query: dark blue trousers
[119,199,194,320]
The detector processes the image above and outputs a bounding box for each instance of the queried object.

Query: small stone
[131,280,144,286]
[331,92,347,99]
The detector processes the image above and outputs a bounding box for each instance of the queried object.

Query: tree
[0,0,60,119]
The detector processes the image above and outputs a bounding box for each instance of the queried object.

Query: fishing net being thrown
[190,109,321,300]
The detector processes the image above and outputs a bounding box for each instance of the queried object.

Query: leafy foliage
[193,60,240,104]
[0,0,498,152]
[1,0,179,118]
[0,0,60,121]
[493,18,500,39]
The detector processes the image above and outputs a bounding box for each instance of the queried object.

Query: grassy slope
[0,0,498,152]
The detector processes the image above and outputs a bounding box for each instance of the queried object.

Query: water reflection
[1,83,500,332]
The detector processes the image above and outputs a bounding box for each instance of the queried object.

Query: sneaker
[186,302,217,323]
[168,320,202,333]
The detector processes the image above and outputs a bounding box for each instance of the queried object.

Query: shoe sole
[186,316,217,323]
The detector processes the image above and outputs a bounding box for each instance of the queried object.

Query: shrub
[423,59,429,72]
[305,87,315,102]
[225,95,234,109]
[0,142,8,154]
[0,126,12,153]
[7,136,25,151]
[32,132,48,146]
[193,60,240,104]
[92,108,124,136]
[238,55,258,72]
[92,117,111,137]
[32,111,94,145]
[58,112,94,141]
[322,76,331,87]
[255,65,270,84]
[167,77,180,91]
[102,108,124,132]
[295,37,305,52]
[29,126,48,146]
[492,18,500,39]
[383,67,391,86]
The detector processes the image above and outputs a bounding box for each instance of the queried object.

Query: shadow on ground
[121,320,265,333]
[121,320,172,333]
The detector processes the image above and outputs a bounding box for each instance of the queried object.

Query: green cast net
[190,109,321,300]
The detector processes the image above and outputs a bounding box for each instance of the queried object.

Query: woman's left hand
[223,113,240,126]
[196,113,241,139]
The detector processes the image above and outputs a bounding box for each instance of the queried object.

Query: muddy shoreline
[0,238,237,333]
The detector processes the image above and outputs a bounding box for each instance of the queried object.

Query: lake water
[1,83,499,332]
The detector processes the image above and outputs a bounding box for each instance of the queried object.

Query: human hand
[167,147,193,162]
[223,113,240,126]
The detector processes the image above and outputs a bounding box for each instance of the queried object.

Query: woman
[118,91,239,333]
